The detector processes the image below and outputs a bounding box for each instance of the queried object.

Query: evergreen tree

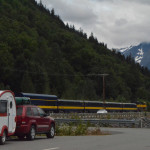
[0,0,149,103]
[21,72,35,93]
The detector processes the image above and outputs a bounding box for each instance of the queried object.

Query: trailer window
[0,101,7,113]
[10,101,12,109]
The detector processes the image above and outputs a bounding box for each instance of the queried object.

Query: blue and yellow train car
[84,101,137,113]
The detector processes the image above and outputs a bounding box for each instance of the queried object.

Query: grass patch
[55,122,109,136]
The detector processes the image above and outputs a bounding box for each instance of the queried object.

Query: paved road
[2,128,150,150]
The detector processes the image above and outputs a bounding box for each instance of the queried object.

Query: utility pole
[87,73,109,103]
[99,74,109,103]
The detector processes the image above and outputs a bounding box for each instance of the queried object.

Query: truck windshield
[0,101,7,114]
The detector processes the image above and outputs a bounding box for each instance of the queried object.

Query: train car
[136,101,147,112]
[84,101,137,113]
[58,99,84,113]
[15,93,58,113]
[104,102,137,112]
[122,103,137,112]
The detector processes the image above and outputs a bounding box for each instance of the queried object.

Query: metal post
[103,75,105,103]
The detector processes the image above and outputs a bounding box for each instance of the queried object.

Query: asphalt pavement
[1,128,150,150]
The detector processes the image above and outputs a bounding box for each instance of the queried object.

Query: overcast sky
[36,0,150,49]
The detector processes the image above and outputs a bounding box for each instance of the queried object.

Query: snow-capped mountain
[118,42,150,69]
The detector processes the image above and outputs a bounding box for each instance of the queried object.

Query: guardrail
[54,118,140,128]
[50,112,150,128]
[50,112,150,120]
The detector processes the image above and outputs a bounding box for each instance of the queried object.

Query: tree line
[0,0,150,104]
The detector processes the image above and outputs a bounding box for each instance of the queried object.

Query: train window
[107,103,111,107]
[59,101,83,107]
[46,101,57,106]
[123,104,127,108]
[86,102,104,107]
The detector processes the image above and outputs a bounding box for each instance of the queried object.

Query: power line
[2,67,90,77]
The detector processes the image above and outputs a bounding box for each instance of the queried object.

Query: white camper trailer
[0,90,16,145]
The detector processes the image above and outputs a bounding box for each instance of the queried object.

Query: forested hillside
[0,0,150,102]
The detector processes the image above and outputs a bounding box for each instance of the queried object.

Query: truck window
[26,107,32,116]
[17,107,23,116]
[37,107,45,116]
[31,107,39,116]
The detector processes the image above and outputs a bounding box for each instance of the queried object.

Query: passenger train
[15,92,147,113]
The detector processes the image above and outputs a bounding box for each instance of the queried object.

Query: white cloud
[37,0,150,49]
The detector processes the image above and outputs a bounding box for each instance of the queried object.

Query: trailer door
[0,100,8,134]
[8,101,14,132]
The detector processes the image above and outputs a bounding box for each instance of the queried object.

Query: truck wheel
[27,125,36,140]
[0,131,6,145]
[46,124,55,138]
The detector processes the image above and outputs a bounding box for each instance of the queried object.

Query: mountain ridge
[118,42,150,69]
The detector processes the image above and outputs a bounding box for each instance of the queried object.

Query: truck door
[37,107,49,132]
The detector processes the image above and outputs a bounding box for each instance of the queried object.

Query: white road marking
[43,147,60,150]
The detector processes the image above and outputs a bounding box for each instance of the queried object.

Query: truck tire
[46,124,55,138]
[0,131,6,145]
[27,125,36,140]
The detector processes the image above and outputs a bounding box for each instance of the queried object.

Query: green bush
[55,123,88,136]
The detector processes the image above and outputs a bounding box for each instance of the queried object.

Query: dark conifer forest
[0,0,150,103]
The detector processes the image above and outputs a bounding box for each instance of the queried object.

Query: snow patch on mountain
[119,46,133,53]
[118,42,150,70]
[135,48,144,64]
